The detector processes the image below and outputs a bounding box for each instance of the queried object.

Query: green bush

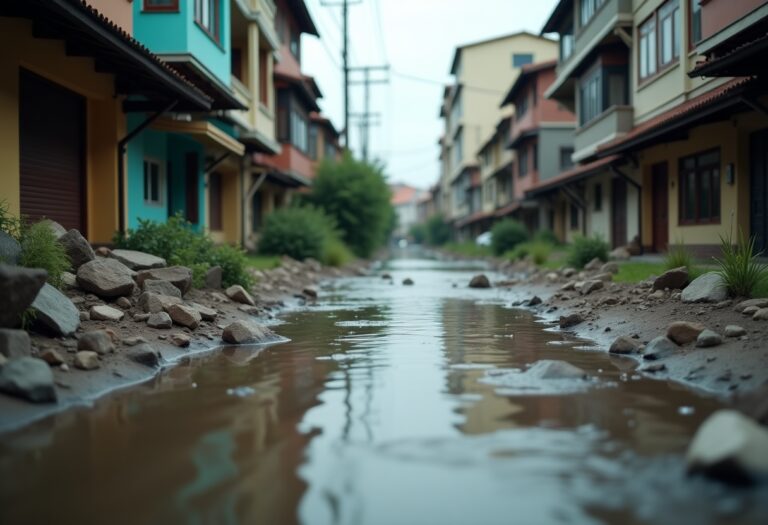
[258,206,339,262]
[18,222,70,289]
[716,229,768,298]
[491,219,529,256]
[566,235,609,269]
[0,200,22,241]
[114,214,253,288]
[304,154,394,258]
[323,237,354,267]
[664,243,695,273]
[409,223,427,244]
[425,215,452,246]
[508,241,553,265]
[533,229,559,246]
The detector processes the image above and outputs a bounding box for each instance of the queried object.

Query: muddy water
[1,257,767,525]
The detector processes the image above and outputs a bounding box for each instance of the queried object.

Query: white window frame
[143,158,165,207]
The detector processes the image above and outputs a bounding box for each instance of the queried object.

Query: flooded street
[1,257,767,525]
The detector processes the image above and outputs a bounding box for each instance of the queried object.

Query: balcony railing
[574,105,633,160]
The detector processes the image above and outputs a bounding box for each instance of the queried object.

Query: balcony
[574,105,633,161]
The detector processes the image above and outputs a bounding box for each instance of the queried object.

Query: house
[309,112,343,169]
[0,0,211,244]
[500,60,576,240]
[437,32,558,240]
[391,184,426,241]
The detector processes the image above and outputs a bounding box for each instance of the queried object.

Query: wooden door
[185,153,199,224]
[19,69,85,231]
[611,178,627,248]
[652,162,669,252]
[751,130,768,254]
[209,172,223,231]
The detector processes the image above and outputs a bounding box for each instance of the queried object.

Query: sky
[300,0,560,190]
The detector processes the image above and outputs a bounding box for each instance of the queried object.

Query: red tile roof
[391,185,419,206]
[527,155,620,195]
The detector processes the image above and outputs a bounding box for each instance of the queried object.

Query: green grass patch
[443,242,492,258]
[613,262,666,283]
[246,255,282,270]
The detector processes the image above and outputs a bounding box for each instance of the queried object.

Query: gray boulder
[127,343,162,368]
[724,325,747,338]
[143,279,182,299]
[137,266,192,296]
[222,320,278,345]
[109,249,166,271]
[89,304,125,322]
[643,336,678,361]
[189,303,217,321]
[225,284,256,305]
[0,231,21,265]
[581,280,604,295]
[0,357,56,403]
[58,229,95,269]
[146,312,172,329]
[30,283,80,337]
[682,272,728,303]
[138,292,182,314]
[527,360,587,380]
[39,219,67,239]
[696,329,723,348]
[74,351,99,370]
[0,329,31,358]
[600,262,620,274]
[77,330,115,355]
[584,257,603,271]
[667,321,706,345]
[653,266,689,291]
[609,336,641,355]
[205,266,223,289]
[77,258,136,298]
[468,274,491,289]
[734,298,768,313]
[0,264,47,328]
[167,304,201,330]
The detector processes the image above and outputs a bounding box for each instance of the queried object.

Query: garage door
[19,69,86,232]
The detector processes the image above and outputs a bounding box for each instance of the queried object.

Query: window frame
[519,145,529,178]
[579,0,606,30]
[560,147,575,170]
[689,0,702,49]
[143,0,179,13]
[143,158,165,207]
[594,183,603,212]
[570,203,580,231]
[678,148,721,226]
[194,0,221,45]
[512,53,534,68]
[638,0,681,84]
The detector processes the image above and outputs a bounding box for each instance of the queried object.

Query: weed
[566,235,609,269]
[715,229,768,298]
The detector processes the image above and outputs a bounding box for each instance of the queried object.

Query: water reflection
[0,257,767,525]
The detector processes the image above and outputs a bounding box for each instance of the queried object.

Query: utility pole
[349,65,389,161]
[321,0,362,150]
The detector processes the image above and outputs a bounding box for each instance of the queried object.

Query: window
[679,149,720,225]
[639,1,680,81]
[560,30,575,61]
[209,172,223,231]
[519,146,529,177]
[639,17,657,79]
[143,160,164,205]
[578,64,628,125]
[579,67,602,125]
[532,143,538,171]
[194,0,220,42]
[291,108,308,152]
[516,90,530,117]
[451,92,463,126]
[259,49,269,105]
[560,147,574,170]
[308,124,318,160]
[484,179,496,204]
[232,48,243,82]
[594,183,603,212]
[689,0,702,47]
[290,27,301,60]
[143,0,179,12]
[580,0,605,27]
[570,203,579,230]
[453,130,463,166]
[324,133,337,159]
[513,53,534,68]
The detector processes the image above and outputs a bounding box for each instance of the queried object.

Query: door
[751,130,768,254]
[652,162,669,252]
[185,153,199,225]
[208,172,223,231]
[611,178,628,248]
[19,69,85,231]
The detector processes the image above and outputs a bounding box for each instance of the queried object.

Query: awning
[1,0,212,111]
[275,72,322,112]
[690,32,768,78]
[266,170,311,188]
[152,118,246,156]
[455,210,494,229]
[526,155,619,196]
[163,56,248,111]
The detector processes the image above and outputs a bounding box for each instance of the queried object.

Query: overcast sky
[300,0,559,189]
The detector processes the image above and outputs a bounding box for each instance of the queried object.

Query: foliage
[322,237,354,267]
[444,241,492,258]
[409,223,427,244]
[246,255,282,271]
[0,200,23,241]
[258,206,342,263]
[18,221,70,288]
[304,154,394,258]
[566,235,609,269]
[114,214,253,288]
[491,219,529,256]
[613,262,667,284]
[715,229,768,298]
[425,215,452,246]
[533,229,559,246]
[664,243,695,272]
[507,241,553,265]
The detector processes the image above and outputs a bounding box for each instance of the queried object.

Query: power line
[369,0,387,64]
[391,69,506,95]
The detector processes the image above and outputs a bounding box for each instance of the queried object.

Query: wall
[700,0,766,40]
[539,127,575,181]
[90,0,133,34]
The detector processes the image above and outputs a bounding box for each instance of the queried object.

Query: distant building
[391,184,427,241]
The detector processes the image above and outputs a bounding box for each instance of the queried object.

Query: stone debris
[189,303,217,321]
[225,284,256,306]
[170,333,191,348]
[143,279,183,299]
[652,267,689,291]
[137,266,192,296]
[146,312,172,329]
[108,249,166,270]
[138,292,183,314]
[0,264,47,328]
[222,320,277,345]
[402,278,414,286]
[58,229,95,269]
[116,297,132,310]
[724,325,747,338]
[580,280,604,295]
[77,258,136,298]
[123,336,148,347]
[584,258,603,271]
[600,262,620,274]
[734,298,768,313]
[89,304,125,322]
[696,329,724,348]
[468,274,491,289]
[40,348,65,366]
[559,313,584,329]
[167,304,201,330]
[753,308,768,321]
[77,330,115,355]
[126,344,162,368]
[681,272,728,304]
[204,266,223,289]
[31,283,80,337]
[0,356,56,402]
[74,351,99,370]
[743,306,760,316]
[643,336,678,361]
[0,329,31,359]
[609,336,642,355]
[667,321,707,345]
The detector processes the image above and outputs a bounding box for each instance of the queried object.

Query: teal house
[125,0,246,233]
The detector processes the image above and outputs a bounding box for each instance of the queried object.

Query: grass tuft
[715,229,768,298]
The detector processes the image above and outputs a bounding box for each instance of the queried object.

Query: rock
[147,312,172,329]
[189,303,217,321]
[40,348,64,366]
[61,271,77,289]
[77,330,115,355]
[528,296,542,306]
[643,336,678,361]
[734,298,768,313]
[210,291,229,303]
[58,229,95,269]
[39,219,67,239]
[609,247,631,261]
[222,320,277,345]
[562,268,577,278]
[402,278,414,286]
[686,410,768,485]
[528,360,587,380]
[116,296,132,310]
[560,281,576,292]
[0,329,31,358]
[599,296,619,306]
[381,273,392,280]
[724,325,747,338]
[753,308,768,321]
[696,330,723,348]
[74,351,99,370]
[30,283,80,337]
[225,284,256,306]
[167,304,201,330]
[0,357,56,402]
[649,289,666,300]
[138,292,183,314]
[0,264,47,328]
[736,386,768,426]
[609,336,642,355]
[143,279,182,299]
[204,266,223,289]
[584,257,603,271]
[581,280,604,295]
[600,262,620,274]
[592,272,613,282]
[0,231,21,265]
[126,343,162,368]
[469,274,491,289]
[95,247,111,257]
[77,258,136,298]
[642,363,667,373]
[79,311,90,322]
[559,313,583,329]
[667,321,707,345]
[123,336,148,347]
[681,272,728,303]
[137,266,192,296]
[89,304,125,322]
[303,287,318,299]
[743,306,760,316]
[170,333,191,348]
[108,249,166,271]
[653,267,689,291]
[545,272,560,283]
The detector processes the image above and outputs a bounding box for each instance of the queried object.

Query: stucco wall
[539,127,575,181]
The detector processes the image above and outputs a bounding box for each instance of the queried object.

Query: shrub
[715,229,768,298]
[507,241,553,265]
[409,223,427,244]
[533,229,559,246]
[0,200,22,241]
[664,243,694,272]
[566,235,609,269]
[323,237,354,267]
[425,214,452,246]
[18,222,70,288]
[304,154,394,258]
[491,219,529,256]
[258,206,338,262]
